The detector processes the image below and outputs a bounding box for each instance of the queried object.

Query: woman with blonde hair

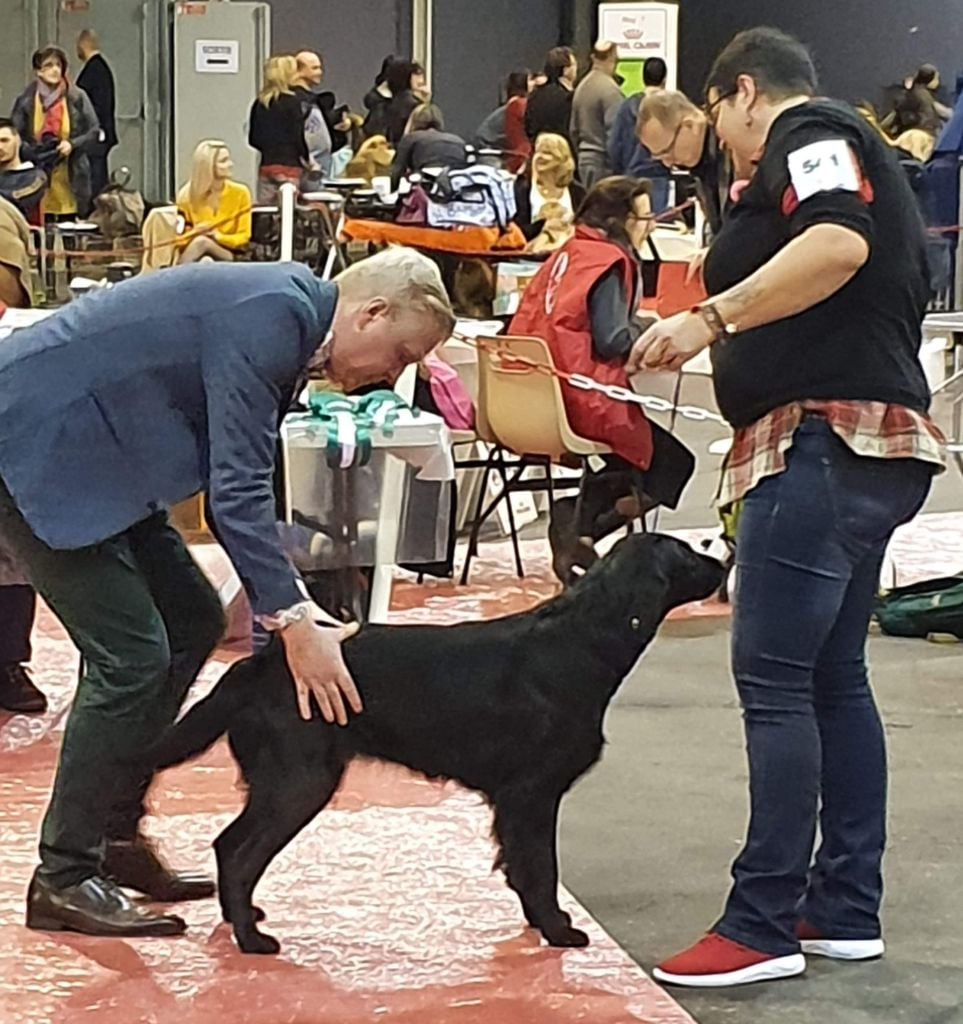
[247,54,308,202]
[175,140,251,263]
[513,132,585,239]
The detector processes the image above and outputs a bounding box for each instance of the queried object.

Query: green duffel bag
[875,575,963,640]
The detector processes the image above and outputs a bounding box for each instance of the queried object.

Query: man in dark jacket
[608,57,671,211]
[637,88,729,236]
[525,46,578,146]
[0,251,455,940]
[76,30,117,199]
[0,119,46,219]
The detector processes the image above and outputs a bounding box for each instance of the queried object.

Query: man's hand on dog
[280,618,362,725]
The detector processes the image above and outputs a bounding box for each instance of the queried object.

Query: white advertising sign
[598,3,679,87]
[195,39,240,74]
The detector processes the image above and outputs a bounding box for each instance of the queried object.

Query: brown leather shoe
[0,665,47,714]
[26,873,186,937]
[105,834,215,902]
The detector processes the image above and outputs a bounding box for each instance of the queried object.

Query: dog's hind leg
[492,792,589,948]
[217,757,345,954]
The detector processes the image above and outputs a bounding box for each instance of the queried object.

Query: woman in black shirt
[384,60,429,146]
[248,55,308,203]
[631,29,943,989]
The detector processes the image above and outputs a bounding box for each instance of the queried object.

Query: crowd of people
[0,19,955,1000]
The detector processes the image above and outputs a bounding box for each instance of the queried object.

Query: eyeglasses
[703,89,737,126]
[649,120,685,162]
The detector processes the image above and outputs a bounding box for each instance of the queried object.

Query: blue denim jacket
[0,262,335,615]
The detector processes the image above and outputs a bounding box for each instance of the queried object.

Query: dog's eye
[630,616,641,631]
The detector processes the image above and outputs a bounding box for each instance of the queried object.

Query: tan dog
[346,136,394,185]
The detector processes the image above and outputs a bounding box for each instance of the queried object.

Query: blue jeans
[714,418,933,956]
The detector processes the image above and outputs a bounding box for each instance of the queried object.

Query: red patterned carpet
[0,537,707,1024]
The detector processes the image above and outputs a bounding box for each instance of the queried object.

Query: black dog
[154,534,723,955]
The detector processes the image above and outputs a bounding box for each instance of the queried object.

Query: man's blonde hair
[637,89,702,132]
[335,247,456,339]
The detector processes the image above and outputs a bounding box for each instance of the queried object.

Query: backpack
[422,165,516,231]
[875,575,963,640]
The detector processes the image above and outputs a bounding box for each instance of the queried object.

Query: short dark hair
[33,46,68,74]
[0,118,17,134]
[643,56,667,88]
[505,71,529,100]
[544,46,575,82]
[705,27,817,101]
[576,175,653,250]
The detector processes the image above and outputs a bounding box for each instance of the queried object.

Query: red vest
[509,226,653,469]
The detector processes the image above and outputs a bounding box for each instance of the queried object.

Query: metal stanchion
[279,181,296,263]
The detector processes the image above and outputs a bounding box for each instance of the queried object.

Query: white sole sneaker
[800,937,885,961]
[653,952,806,988]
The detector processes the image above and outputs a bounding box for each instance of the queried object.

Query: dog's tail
[152,654,260,770]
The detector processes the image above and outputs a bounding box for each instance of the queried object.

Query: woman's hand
[280,616,362,725]
[57,139,72,158]
[627,312,716,374]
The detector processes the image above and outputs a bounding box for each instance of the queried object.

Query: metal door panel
[171,1,269,195]
[54,0,149,195]
[0,0,40,118]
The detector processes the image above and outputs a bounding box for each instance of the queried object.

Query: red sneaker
[796,920,885,961]
[653,933,805,988]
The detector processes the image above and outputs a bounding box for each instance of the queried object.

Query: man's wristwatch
[692,301,738,343]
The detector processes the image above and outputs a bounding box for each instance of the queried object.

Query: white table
[281,400,454,623]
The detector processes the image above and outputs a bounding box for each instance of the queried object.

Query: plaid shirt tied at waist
[718,400,946,509]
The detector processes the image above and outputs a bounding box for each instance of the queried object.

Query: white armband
[786,139,861,202]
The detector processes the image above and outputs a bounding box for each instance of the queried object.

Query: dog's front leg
[492,793,589,948]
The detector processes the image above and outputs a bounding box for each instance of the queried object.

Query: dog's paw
[236,929,281,955]
[543,924,590,948]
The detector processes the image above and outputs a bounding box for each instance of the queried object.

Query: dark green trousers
[0,480,225,887]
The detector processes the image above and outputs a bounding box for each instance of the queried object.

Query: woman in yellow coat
[176,140,252,263]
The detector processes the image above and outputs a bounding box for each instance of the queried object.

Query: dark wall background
[431,0,563,138]
[266,0,406,111]
[678,0,963,105]
[571,1,962,106]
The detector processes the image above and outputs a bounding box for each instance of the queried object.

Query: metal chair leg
[495,448,524,579]
[459,447,497,585]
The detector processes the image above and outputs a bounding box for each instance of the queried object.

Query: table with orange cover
[341,218,528,259]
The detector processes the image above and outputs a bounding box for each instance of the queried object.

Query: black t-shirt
[704,99,931,428]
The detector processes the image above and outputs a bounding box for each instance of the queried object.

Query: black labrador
[154,533,723,955]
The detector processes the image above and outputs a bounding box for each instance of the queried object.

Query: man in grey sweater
[571,41,624,188]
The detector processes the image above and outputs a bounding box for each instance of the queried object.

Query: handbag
[421,165,517,231]
[423,353,475,429]
[89,169,145,239]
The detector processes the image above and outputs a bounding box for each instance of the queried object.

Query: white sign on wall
[598,3,680,88]
[195,39,240,74]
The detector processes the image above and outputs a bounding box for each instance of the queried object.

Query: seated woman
[175,140,252,264]
[388,104,468,190]
[513,132,585,241]
[510,176,695,582]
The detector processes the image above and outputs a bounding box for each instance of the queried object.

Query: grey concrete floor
[559,615,963,1024]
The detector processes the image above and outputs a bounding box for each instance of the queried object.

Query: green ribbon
[305,390,419,470]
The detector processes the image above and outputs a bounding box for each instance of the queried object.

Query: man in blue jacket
[608,57,671,212]
[0,250,455,938]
